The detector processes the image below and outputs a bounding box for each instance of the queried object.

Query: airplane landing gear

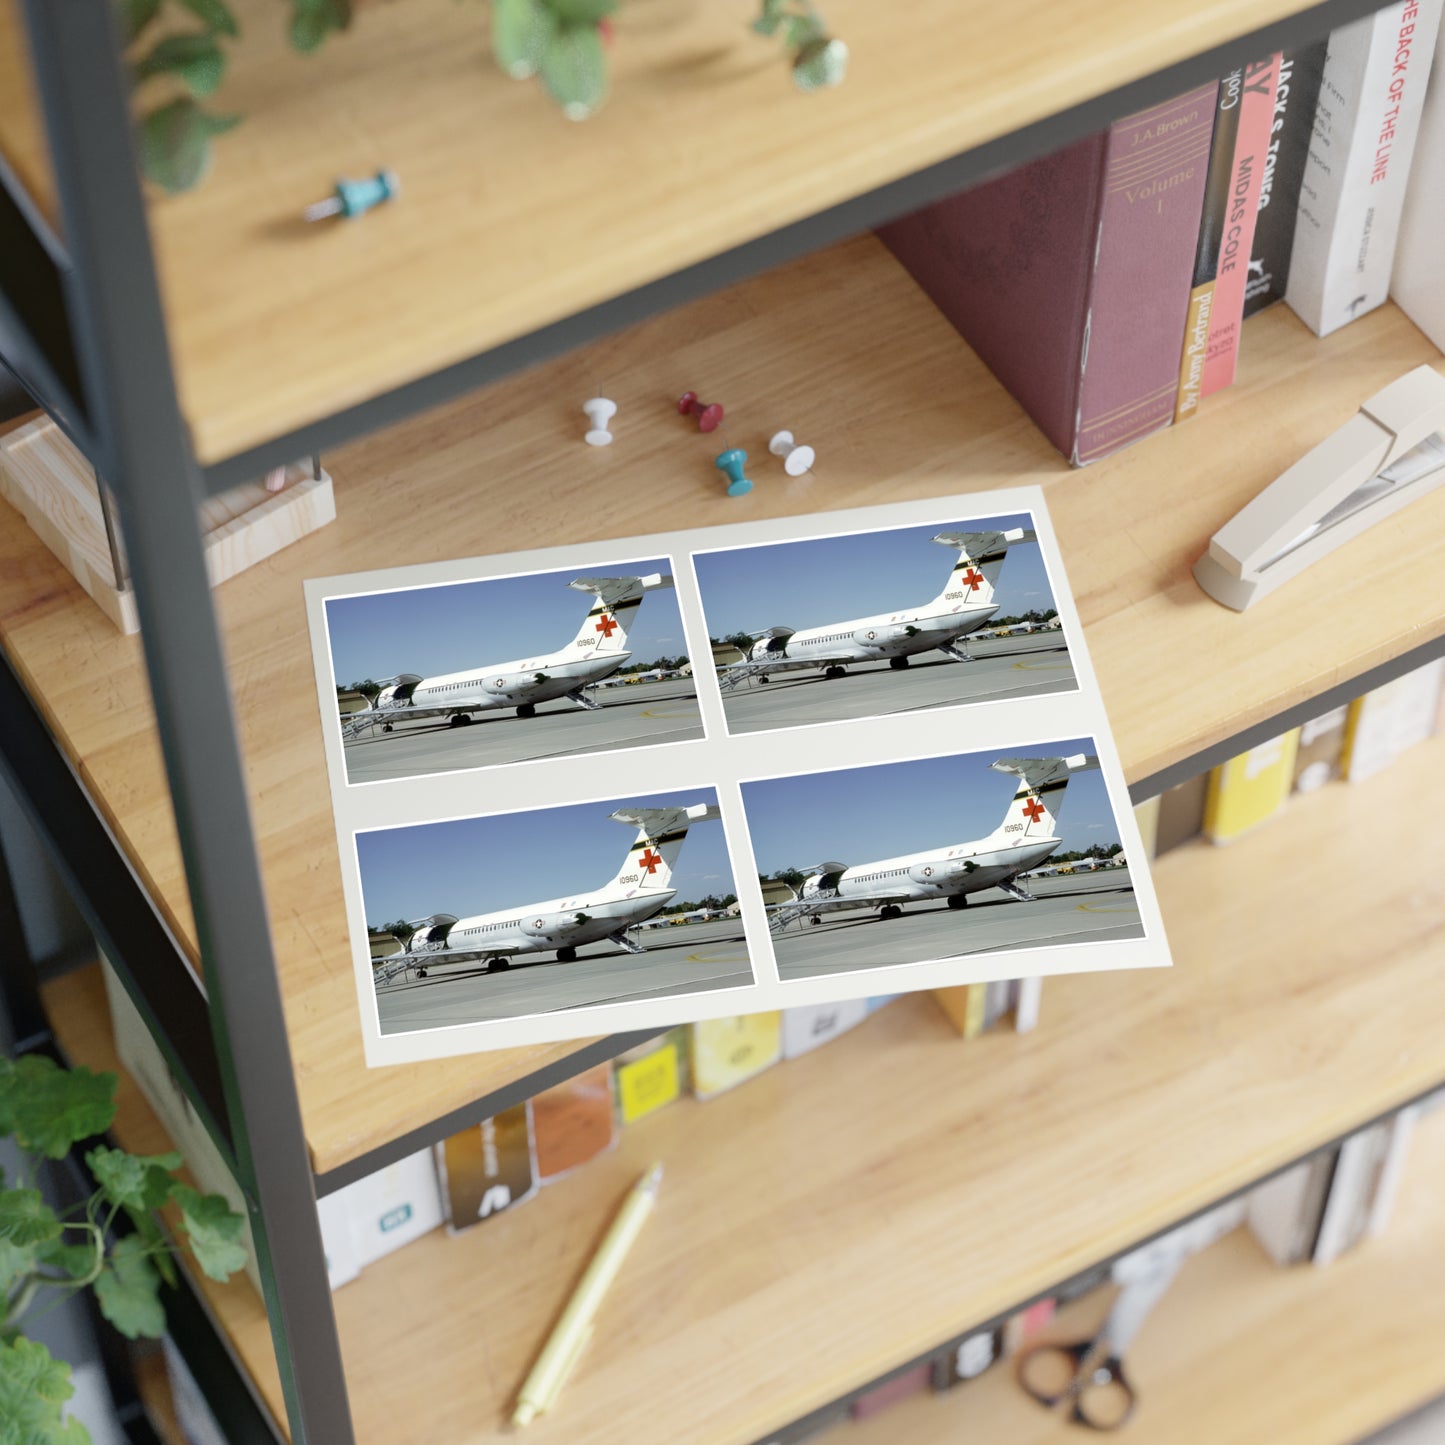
[382,723,393,732]
[556,946,578,963]
[809,914,822,926]
[889,655,911,670]
[824,666,847,680]
[880,904,903,920]
[448,714,474,728]
[415,967,427,978]
[947,893,969,910]
[758,675,770,683]
[485,956,511,973]
[516,703,537,719]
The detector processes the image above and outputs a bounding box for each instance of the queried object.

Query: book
[1244,43,1330,317]
[930,1327,1000,1391]
[614,1028,689,1124]
[781,1000,869,1058]
[343,1151,446,1269]
[1175,71,1243,421]
[1366,1105,1422,1236]
[1154,771,1210,855]
[1246,1151,1337,1264]
[437,1103,536,1230]
[1392,22,1445,348]
[532,1064,617,1182]
[1001,1297,1057,1357]
[1313,1123,1393,1265]
[691,1013,783,1099]
[1341,659,1445,781]
[1013,976,1044,1034]
[1132,795,1161,858]
[1286,0,1445,336]
[879,83,1218,465]
[1200,53,1282,397]
[1202,731,1301,843]
[1292,705,1350,793]
[848,1363,931,1419]
[931,983,989,1037]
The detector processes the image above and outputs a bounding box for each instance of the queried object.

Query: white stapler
[1194,365,1445,611]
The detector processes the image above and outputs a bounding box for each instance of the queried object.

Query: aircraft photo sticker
[324,556,703,784]
[742,739,1143,982]
[361,788,753,1036]
[692,512,1077,737]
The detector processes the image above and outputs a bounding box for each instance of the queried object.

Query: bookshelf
[40,731,1445,1442]
[845,1105,1445,1445]
[4,0,1444,1438]
[3,236,1442,1177]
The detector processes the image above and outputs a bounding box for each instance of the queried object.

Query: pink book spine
[1200,54,1282,397]
[1074,83,1218,463]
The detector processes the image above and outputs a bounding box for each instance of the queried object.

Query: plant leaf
[35,1235,101,1283]
[544,0,616,23]
[492,0,557,79]
[132,32,227,98]
[0,1189,61,1248]
[0,1337,89,1445]
[117,0,162,44]
[172,1184,247,1282]
[1,1056,116,1159]
[94,1236,165,1340]
[85,1146,182,1213]
[791,35,848,90]
[175,0,239,36]
[0,1235,35,1295]
[289,0,350,52]
[784,12,823,48]
[751,0,785,35]
[539,21,607,120]
[138,99,237,193]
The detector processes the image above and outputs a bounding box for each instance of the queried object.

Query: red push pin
[677,391,725,432]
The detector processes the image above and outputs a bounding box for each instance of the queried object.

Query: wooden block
[0,417,334,634]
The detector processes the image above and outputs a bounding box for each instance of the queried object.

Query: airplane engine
[521,910,593,943]
[908,860,947,885]
[854,623,914,650]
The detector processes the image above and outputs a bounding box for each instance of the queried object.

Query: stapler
[1194,365,1445,611]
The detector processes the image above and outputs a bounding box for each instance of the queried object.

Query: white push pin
[583,397,617,447]
[769,429,815,476]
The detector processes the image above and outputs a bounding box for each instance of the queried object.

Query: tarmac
[718,632,1077,735]
[770,868,1143,980]
[342,677,704,784]
[375,916,753,1033]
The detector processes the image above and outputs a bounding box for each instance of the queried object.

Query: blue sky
[740,739,1120,873]
[690,513,1055,638]
[325,557,688,685]
[356,788,735,925]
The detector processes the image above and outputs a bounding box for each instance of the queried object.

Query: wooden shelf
[0,0,1361,466]
[844,1107,1445,1445]
[3,235,1443,1175]
[43,734,1445,1441]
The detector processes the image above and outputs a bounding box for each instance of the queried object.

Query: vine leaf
[138,99,240,194]
[0,1189,62,1249]
[546,0,616,22]
[36,1236,102,1283]
[540,22,607,120]
[175,0,239,36]
[0,1337,88,1445]
[0,1056,116,1159]
[132,33,227,98]
[85,1147,182,1214]
[172,1184,247,1282]
[0,1236,35,1295]
[493,0,557,80]
[290,0,351,53]
[94,1236,165,1340]
[791,35,848,90]
[118,0,162,45]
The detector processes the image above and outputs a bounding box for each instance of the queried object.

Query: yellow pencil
[512,1162,664,1427]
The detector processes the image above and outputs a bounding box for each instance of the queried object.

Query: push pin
[677,391,725,432]
[715,447,753,497]
[303,170,400,223]
[769,430,815,476]
[583,397,616,446]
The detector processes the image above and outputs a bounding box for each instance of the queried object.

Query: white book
[1313,1125,1390,1265]
[1366,1105,1422,1237]
[1247,1153,1334,1265]
[1286,0,1444,336]
[1392,25,1445,347]
[781,1000,869,1058]
[1013,977,1044,1034]
[1344,659,1445,782]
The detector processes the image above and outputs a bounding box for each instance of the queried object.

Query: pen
[512,1162,664,1428]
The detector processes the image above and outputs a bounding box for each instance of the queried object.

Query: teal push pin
[303,170,400,222]
[714,447,753,497]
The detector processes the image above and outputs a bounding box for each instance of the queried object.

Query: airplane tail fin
[986,754,1098,840]
[563,574,673,656]
[606,801,720,892]
[930,527,1036,608]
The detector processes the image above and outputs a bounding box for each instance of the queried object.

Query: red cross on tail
[637,848,663,874]
[595,613,619,638]
[1022,798,1046,822]
[960,567,985,591]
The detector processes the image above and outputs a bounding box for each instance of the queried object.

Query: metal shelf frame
[0,0,1433,1441]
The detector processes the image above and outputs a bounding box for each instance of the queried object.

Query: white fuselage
[376,647,628,716]
[416,883,675,964]
[760,600,997,668]
[806,834,1061,908]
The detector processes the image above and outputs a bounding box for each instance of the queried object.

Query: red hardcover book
[879,83,1217,466]
[1199,53,1282,397]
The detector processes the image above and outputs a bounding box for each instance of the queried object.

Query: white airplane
[380,800,721,977]
[765,755,1097,933]
[343,573,673,738]
[718,528,1038,690]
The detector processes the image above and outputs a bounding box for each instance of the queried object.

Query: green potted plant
[1,1050,246,1444]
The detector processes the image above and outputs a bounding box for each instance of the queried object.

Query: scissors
[1015,1240,1185,1430]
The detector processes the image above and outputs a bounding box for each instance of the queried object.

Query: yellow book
[614,1029,688,1124]
[1202,730,1300,844]
[1132,795,1160,858]
[690,1013,782,1100]
[932,982,990,1038]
